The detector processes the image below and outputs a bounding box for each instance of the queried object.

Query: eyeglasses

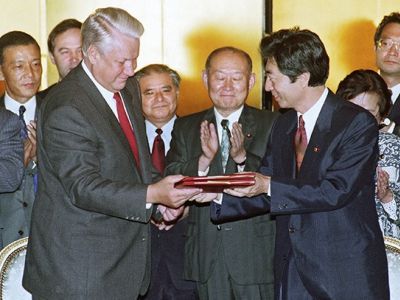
[377,38,400,52]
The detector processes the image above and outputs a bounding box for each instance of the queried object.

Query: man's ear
[202,70,208,89]
[49,52,56,65]
[248,72,256,90]
[87,45,100,65]
[298,72,310,88]
[0,67,4,81]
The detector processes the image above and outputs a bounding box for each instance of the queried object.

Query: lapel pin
[313,146,320,153]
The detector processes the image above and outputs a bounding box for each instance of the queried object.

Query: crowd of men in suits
[0,6,399,300]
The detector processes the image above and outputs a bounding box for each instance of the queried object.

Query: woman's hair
[336,69,392,118]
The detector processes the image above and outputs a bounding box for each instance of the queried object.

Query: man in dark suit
[0,31,42,249]
[212,28,389,300]
[135,64,198,299]
[0,108,23,193]
[375,12,400,126]
[22,7,200,300]
[166,47,278,299]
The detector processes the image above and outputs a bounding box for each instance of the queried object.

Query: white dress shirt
[391,83,400,104]
[145,116,177,154]
[4,94,37,123]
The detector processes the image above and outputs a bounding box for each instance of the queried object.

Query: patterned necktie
[221,119,231,170]
[294,115,307,171]
[19,105,28,140]
[151,128,165,173]
[113,92,140,168]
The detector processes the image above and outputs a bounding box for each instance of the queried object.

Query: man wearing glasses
[375,12,400,126]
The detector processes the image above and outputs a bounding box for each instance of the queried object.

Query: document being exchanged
[174,172,256,193]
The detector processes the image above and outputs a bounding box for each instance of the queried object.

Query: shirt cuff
[198,167,209,176]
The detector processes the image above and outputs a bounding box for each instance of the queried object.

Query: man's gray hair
[81,7,144,56]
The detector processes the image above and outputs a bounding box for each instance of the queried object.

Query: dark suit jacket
[212,91,389,299]
[0,108,23,193]
[388,93,400,125]
[165,105,278,286]
[23,64,155,300]
[0,94,42,249]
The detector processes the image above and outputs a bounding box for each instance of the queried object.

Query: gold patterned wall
[0,1,399,115]
[274,0,399,92]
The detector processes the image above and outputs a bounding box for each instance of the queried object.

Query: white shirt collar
[82,61,120,119]
[4,93,37,123]
[214,106,244,142]
[390,83,400,104]
[297,87,328,142]
[145,116,177,153]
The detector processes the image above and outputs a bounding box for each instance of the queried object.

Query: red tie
[151,128,165,173]
[294,115,307,171]
[114,92,140,168]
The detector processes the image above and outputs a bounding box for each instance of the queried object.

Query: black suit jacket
[388,93,400,125]
[212,91,389,299]
[0,94,42,249]
[166,105,278,285]
[23,64,155,299]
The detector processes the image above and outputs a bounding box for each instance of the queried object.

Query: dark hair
[336,69,392,118]
[134,64,181,88]
[205,46,253,73]
[0,31,40,64]
[374,12,400,46]
[47,18,82,54]
[260,27,329,86]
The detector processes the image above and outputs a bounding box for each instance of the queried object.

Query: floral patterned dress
[376,131,400,238]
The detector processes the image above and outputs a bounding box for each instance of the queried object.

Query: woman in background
[337,69,400,238]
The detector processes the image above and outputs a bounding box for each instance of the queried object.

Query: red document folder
[175,172,256,192]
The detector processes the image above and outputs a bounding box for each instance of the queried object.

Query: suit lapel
[122,79,153,183]
[282,111,298,178]
[74,66,141,179]
[300,91,336,177]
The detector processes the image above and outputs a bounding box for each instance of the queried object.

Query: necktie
[151,128,165,173]
[294,115,307,171]
[19,105,38,193]
[221,119,231,169]
[19,105,28,140]
[113,92,140,168]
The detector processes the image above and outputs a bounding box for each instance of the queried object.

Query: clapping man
[166,47,278,299]
[0,31,41,249]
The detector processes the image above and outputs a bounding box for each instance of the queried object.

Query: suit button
[288,226,295,234]
[23,202,28,207]
[216,225,221,230]
[18,230,24,235]
[279,203,288,210]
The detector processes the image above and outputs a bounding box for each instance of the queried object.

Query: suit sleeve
[41,104,150,222]
[271,110,379,214]
[211,131,275,223]
[0,111,24,192]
